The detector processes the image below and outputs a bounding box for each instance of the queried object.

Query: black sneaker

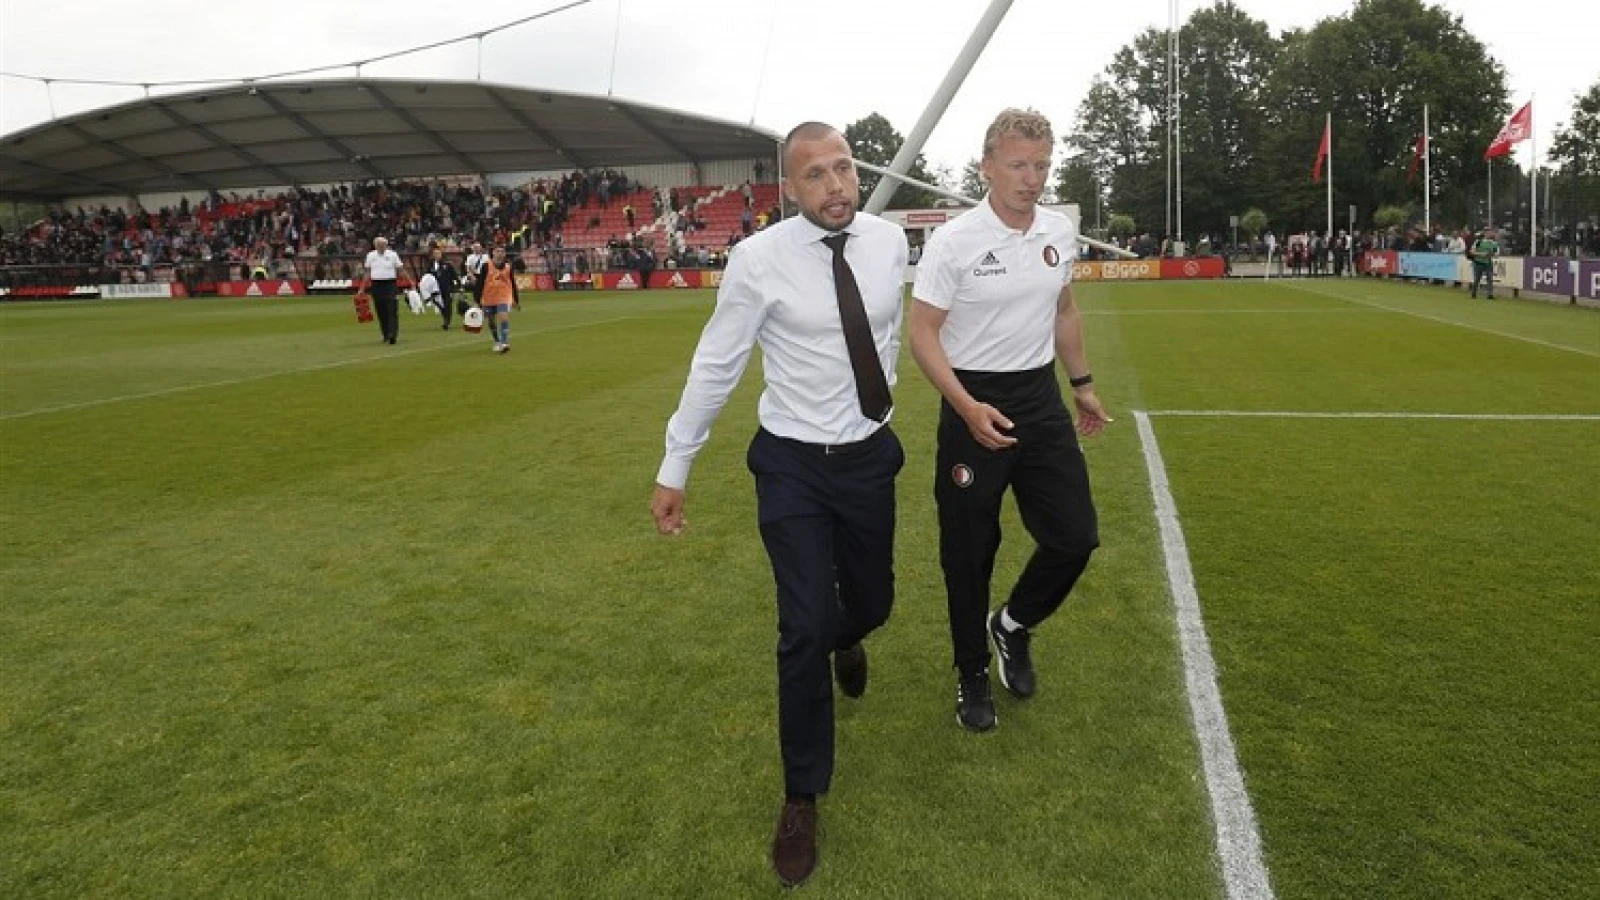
[834,643,867,699]
[956,670,996,732]
[989,610,1036,699]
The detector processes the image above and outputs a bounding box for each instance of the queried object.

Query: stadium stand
[1,174,789,297]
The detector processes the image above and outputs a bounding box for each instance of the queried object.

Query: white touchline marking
[1147,410,1600,421]
[1281,281,1600,359]
[0,316,635,421]
[1081,308,1377,315]
[1134,410,1275,900]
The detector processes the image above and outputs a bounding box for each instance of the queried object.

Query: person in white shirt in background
[650,121,908,889]
[462,241,493,345]
[464,240,488,306]
[357,236,408,344]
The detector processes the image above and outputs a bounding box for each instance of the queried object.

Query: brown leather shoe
[833,643,867,699]
[771,799,818,887]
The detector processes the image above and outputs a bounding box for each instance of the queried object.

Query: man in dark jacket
[424,243,460,329]
[635,246,656,290]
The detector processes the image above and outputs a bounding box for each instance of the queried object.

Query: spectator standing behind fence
[358,237,407,345]
[1469,228,1498,300]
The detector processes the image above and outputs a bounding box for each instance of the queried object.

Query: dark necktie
[821,233,892,422]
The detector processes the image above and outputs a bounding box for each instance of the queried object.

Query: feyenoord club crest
[1042,245,1060,267]
[951,464,975,488]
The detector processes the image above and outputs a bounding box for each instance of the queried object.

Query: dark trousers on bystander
[371,279,399,342]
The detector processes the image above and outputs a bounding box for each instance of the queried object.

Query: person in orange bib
[479,245,519,353]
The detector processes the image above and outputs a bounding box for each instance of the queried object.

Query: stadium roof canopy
[0,78,781,200]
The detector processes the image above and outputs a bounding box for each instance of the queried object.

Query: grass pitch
[2,277,1595,897]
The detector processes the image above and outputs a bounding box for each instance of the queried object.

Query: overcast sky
[1,0,1593,180]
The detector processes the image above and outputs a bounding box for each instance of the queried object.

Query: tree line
[840,0,1598,253]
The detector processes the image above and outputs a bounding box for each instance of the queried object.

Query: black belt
[771,427,889,456]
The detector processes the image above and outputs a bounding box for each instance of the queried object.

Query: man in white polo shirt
[909,108,1110,733]
[359,236,407,344]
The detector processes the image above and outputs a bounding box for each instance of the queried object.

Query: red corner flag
[1485,101,1532,159]
[1312,119,1331,183]
[1406,133,1427,184]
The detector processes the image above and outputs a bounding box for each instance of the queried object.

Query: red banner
[1159,258,1225,279]
[1313,118,1331,184]
[530,270,719,291]
[214,279,306,297]
[1361,251,1399,276]
[1485,101,1532,160]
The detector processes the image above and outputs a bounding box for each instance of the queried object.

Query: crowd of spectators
[0,169,663,279]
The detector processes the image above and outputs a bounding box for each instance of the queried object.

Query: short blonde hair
[982,108,1054,158]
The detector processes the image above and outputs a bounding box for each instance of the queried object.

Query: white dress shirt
[365,248,402,280]
[913,198,1076,372]
[657,211,909,490]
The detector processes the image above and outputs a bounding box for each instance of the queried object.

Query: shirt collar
[976,193,1043,239]
[791,212,863,246]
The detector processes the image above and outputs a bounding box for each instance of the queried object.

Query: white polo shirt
[365,248,402,280]
[913,198,1076,372]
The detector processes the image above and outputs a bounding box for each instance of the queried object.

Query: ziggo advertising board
[1069,258,1225,281]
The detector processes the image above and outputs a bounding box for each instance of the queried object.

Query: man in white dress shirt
[650,122,908,888]
[910,109,1110,733]
[462,241,498,346]
[359,236,407,344]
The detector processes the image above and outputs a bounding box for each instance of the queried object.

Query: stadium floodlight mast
[853,159,1138,260]
[862,0,1015,217]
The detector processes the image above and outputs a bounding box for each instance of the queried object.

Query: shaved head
[783,122,843,171]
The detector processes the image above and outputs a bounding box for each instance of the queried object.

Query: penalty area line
[1134,410,1275,900]
[1145,410,1600,421]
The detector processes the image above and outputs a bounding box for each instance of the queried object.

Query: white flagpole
[1487,160,1493,229]
[1423,104,1430,233]
[1325,113,1333,243]
[1530,96,1537,256]
[1175,0,1183,250]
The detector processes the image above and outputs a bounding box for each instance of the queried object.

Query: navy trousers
[747,426,902,796]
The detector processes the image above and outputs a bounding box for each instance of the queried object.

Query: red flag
[1312,119,1331,183]
[1484,102,1532,159]
[1406,133,1426,184]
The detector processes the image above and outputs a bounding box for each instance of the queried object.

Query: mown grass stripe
[1283,281,1599,358]
[0,315,636,420]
